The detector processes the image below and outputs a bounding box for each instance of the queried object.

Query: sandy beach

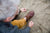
[17,0,50,33]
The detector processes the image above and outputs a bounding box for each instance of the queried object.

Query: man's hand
[28,21,34,28]
[20,8,26,12]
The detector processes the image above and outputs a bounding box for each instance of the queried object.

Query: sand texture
[18,0,50,33]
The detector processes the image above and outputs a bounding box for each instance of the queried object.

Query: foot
[25,11,34,21]
[28,21,34,28]
[20,8,26,12]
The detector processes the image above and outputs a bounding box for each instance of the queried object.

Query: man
[0,0,34,33]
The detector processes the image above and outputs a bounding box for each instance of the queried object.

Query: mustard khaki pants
[11,18,27,29]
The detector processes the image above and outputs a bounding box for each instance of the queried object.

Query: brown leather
[25,11,34,21]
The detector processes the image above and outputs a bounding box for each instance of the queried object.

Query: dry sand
[18,0,50,33]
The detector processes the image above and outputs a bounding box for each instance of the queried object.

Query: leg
[11,11,34,29]
[12,8,26,21]
[12,9,21,21]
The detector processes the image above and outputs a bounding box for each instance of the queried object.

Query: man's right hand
[28,21,34,28]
